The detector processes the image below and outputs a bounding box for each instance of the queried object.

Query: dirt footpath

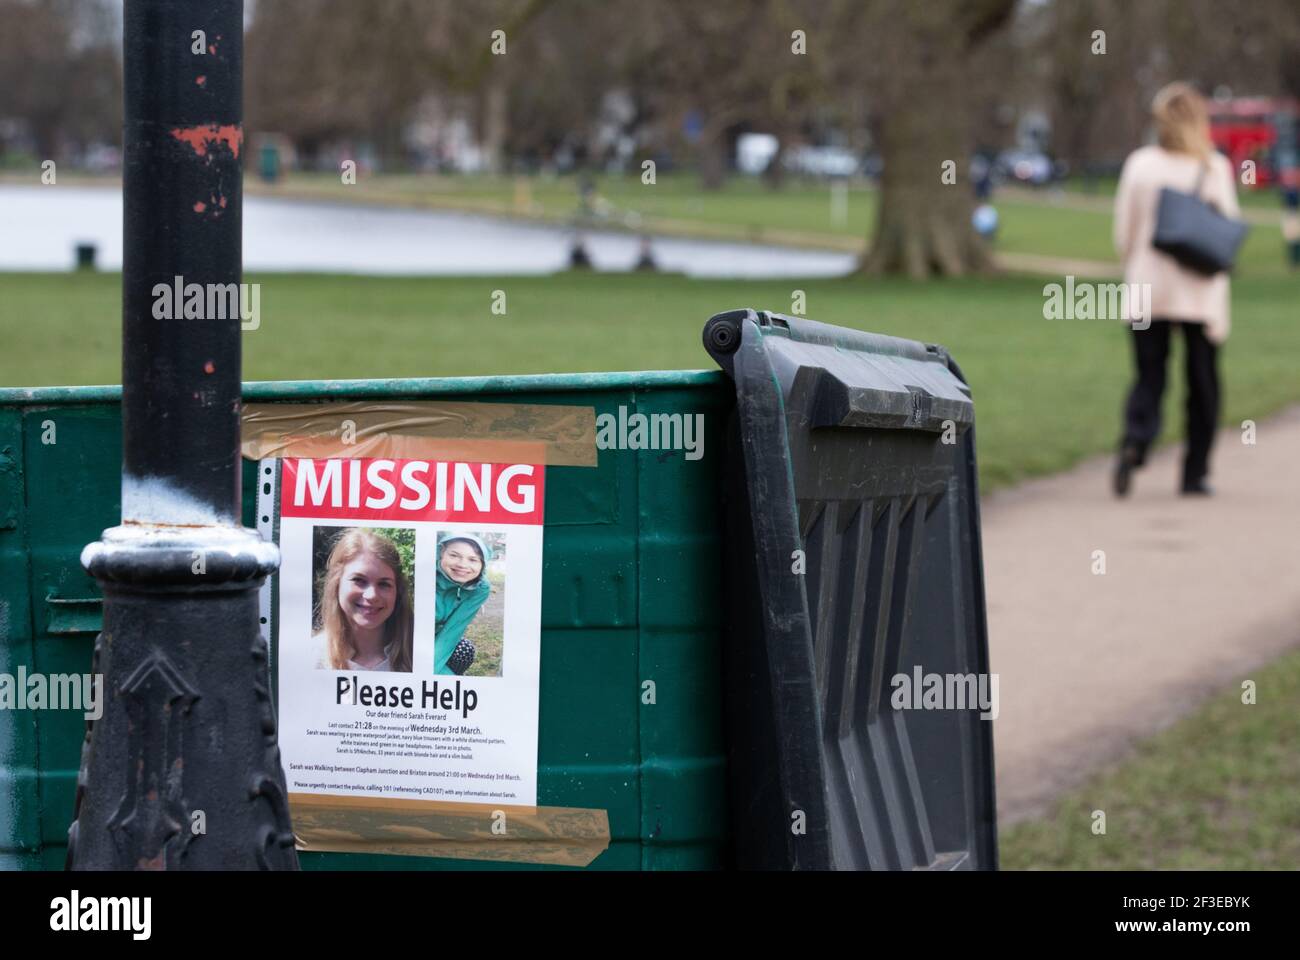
[981,405,1300,825]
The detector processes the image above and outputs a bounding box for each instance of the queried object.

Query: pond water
[0,185,855,278]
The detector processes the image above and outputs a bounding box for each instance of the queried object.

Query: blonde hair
[315,528,413,672]
[1152,82,1212,159]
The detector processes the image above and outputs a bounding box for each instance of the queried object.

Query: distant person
[1112,82,1241,497]
[313,528,414,672]
[1282,184,1300,268]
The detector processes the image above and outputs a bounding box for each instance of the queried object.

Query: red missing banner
[280,458,545,526]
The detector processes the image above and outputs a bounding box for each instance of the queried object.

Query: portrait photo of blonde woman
[311,526,415,673]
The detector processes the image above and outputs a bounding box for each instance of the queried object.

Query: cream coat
[1112,144,1240,343]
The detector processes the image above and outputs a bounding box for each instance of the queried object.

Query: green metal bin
[0,370,733,870]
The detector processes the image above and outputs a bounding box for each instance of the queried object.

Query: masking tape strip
[288,793,610,868]
[241,400,597,467]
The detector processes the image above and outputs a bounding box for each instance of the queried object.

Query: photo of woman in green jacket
[434,533,494,675]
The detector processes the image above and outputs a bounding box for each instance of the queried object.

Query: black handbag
[1152,161,1249,275]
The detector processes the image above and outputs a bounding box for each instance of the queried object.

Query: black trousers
[1121,319,1220,485]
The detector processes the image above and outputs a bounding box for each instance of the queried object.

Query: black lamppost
[68,0,298,870]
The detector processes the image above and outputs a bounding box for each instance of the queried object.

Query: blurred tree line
[0,0,121,162]
[3,0,1299,275]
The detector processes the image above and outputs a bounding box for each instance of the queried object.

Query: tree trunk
[862,83,991,278]
[761,143,787,189]
[698,122,729,191]
[860,0,1013,278]
[481,80,508,175]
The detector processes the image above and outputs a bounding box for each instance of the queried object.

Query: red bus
[1208,97,1300,190]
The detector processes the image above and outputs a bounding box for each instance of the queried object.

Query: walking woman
[1113,82,1241,497]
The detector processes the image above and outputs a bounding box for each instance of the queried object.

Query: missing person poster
[272,456,544,807]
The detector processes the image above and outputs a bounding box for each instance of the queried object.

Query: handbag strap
[1192,159,1209,199]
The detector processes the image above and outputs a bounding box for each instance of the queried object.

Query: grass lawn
[1000,644,1300,869]
[251,170,888,246]
[3,170,1297,493]
[3,269,1298,492]
[1060,172,1284,210]
[243,171,1295,271]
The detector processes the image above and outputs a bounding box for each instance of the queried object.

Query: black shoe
[1181,478,1214,496]
[1113,445,1141,498]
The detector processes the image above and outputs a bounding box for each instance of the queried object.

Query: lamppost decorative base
[68,524,299,870]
